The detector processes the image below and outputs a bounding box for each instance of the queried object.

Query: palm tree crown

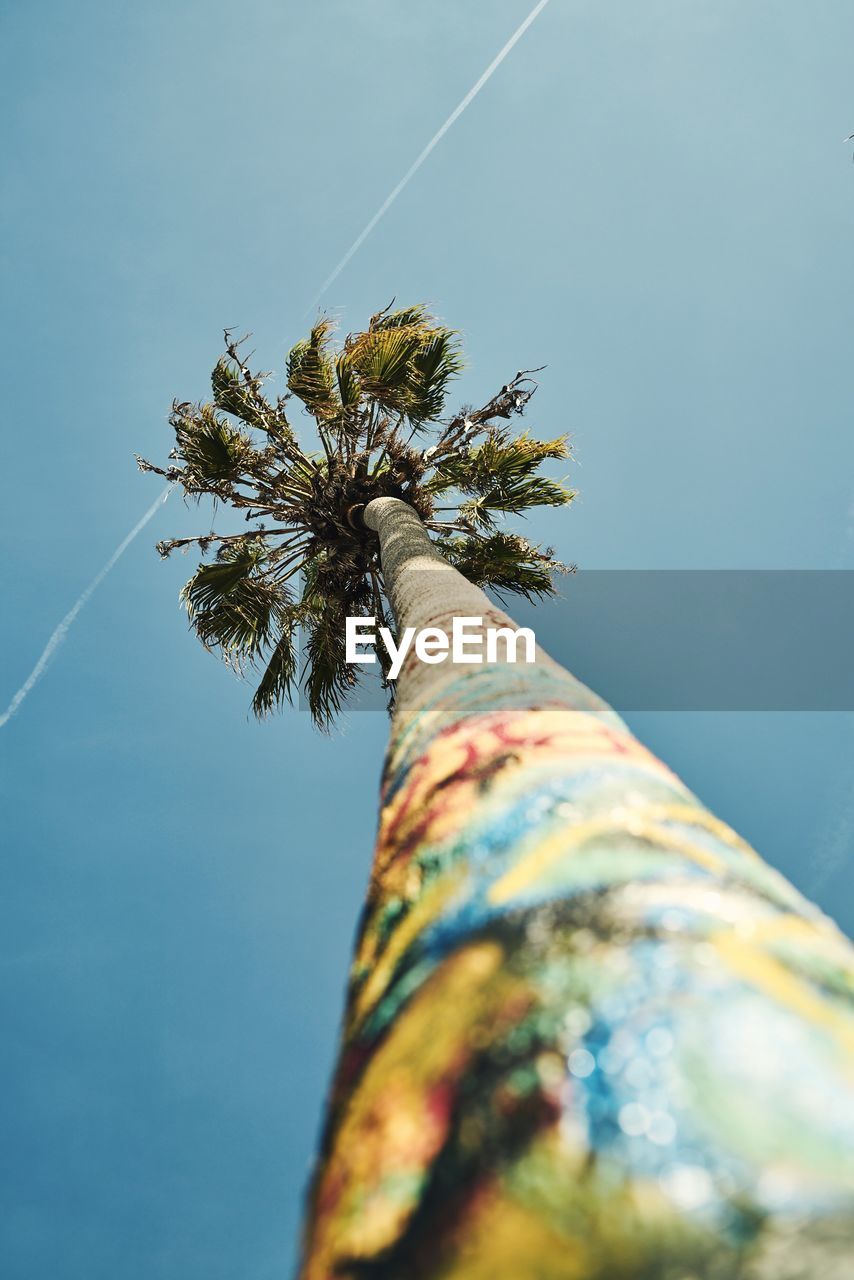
[139,304,574,727]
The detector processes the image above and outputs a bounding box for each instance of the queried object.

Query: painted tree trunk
[299,498,854,1280]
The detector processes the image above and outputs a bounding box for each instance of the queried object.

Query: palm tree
[142,307,854,1280]
[139,304,572,726]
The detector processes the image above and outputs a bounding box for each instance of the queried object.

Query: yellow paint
[489,814,728,907]
[748,911,854,964]
[716,932,854,1059]
[351,869,465,1028]
[306,941,526,1279]
[432,1187,587,1280]
[643,803,759,857]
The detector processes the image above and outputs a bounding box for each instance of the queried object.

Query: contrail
[305,0,552,313]
[2,4,551,729]
[0,486,171,729]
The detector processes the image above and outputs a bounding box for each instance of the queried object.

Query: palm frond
[171,403,257,492]
[287,319,340,418]
[347,327,423,412]
[428,432,573,521]
[211,358,271,428]
[181,540,261,604]
[252,620,301,718]
[369,303,432,331]
[301,603,359,730]
[335,353,362,410]
[182,541,289,667]
[442,531,569,601]
[406,329,464,423]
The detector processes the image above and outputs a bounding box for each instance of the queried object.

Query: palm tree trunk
[299,499,854,1280]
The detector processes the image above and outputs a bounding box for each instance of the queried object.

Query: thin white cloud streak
[2,3,551,729]
[0,487,171,730]
[305,0,552,314]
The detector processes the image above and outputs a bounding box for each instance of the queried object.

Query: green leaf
[172,403,257,490]
[211,359,270,428]
[441,531,568,601]
[301,602,359,730]
[335,353,362,409]
[406,330,464,423]
[347,327,423,411]
[182,541,289,666]
[252,623,300,718]
[428,432,573,519]
[287,318,339,417]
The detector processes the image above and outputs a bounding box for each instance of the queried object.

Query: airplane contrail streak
[2,4,550,729]
[305,0,552,314]
[0,487,172,729]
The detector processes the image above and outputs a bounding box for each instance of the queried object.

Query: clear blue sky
[1,2,853,1276]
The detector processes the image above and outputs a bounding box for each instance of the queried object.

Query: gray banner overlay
[297,571,854,713]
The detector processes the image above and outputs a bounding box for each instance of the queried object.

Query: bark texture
[299,500,854,1280]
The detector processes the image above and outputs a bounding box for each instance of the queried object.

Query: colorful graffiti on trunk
[299,659,854,1279]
